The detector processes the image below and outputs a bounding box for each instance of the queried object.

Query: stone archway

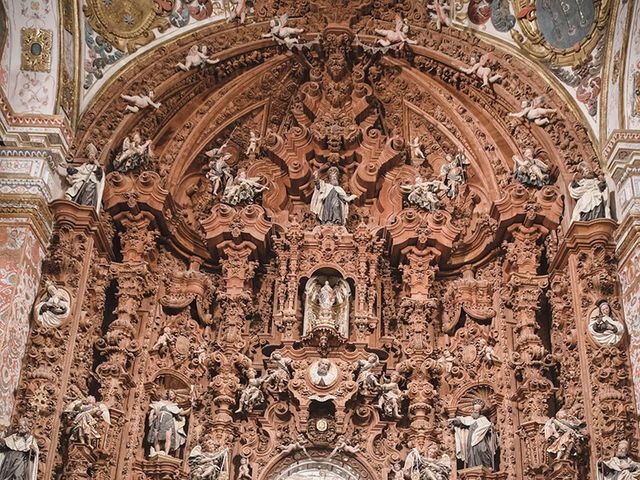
[270,457,376,480]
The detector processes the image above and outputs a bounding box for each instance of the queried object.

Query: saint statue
[588,300,625,346]
[146,390,190,457]
[235,368,265,414]
[404,445,451,480]
[0,419,39,480]
[310,167,357,226]
[569,162,611,222]
[263,351,294,393]
[34,281,71,329]
[303,276,351,337]
[449,400,498,470]
[63,395,111,446]
[59,143,105,213]
[598,440,640,480]
[354,354,381,395]
[377,374,403,420]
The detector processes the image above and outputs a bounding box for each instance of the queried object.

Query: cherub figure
[152,327,176,356]
[328,436,360,459]
[262,14,304,48]
[460,53,502,87]
[245,130,261,156]
[228,0,250,24]
[475,338,498,366]
[508,96,557,126]
[427,0,452,31]
[121,90,161,113]
[237,456,252,479]
[408,136,427,164]
[64,395,111,446]
[513,148,550,187]
[177,45,220,71]
[375,15,417,47]
[280,434,311,458]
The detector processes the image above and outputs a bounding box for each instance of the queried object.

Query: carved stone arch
[260,452,379,480]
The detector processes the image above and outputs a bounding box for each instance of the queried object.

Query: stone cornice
[0,194,54,245]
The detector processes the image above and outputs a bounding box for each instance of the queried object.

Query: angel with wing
[177,45,220,71]
[508,96,557,126]
[205,141,233,196]
[263,13,304,48]
[113,131,153,173]
[460,53,502,87]
[221,169,268,206]
[440,152,470,199]
[513,148,550,187]
[121,90,161,113]
[401,176,447,211]
[375,15,417,47]
[64,395,111,446]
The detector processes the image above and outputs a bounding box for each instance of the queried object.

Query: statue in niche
[354,353,381,396]
[404,445,452,480]
[303,275,351,337]
[34,281,71,329]
[440,153,470,199]
[121,90,161,114]
[59,143,105,213]
[63,395,111,446]
[309,359,338,388]
[543,409,586,460]
[188,441,227,480]
[263,351,294,393]
[377,374,404,420]
[449,399,498,470]
[588,299,624,346]
[177,45,219,71]
[328,436,360,458]
[508,96,557,127]
[113,130,153,173]
[374,15,418,47]
[0,419,39,480]
[146,389,190,457]
[221,169,268,206]
[262,14,304,49]
[569,161,611,222]
[311,167,357,226]
[235,368,265,414]
[512,148,551,187]
[401,176,447,211]
[597,440,640,480]
[460,53,502,87]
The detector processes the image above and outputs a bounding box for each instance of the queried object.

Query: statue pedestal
[136,454,182,480]
[547,459,578,480]
[459,466,506,480]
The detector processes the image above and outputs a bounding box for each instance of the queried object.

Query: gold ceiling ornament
[83,0,171,53]
[20,28,53,72]
[510,0,613,67]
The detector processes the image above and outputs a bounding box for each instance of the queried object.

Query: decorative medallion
[535,0,595,49]
[491,0,516,32]
[511,0,611,66]
[467,0,492,25]
[316,419,328,432]
[20,28,53,72]
[83,0,171,53]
